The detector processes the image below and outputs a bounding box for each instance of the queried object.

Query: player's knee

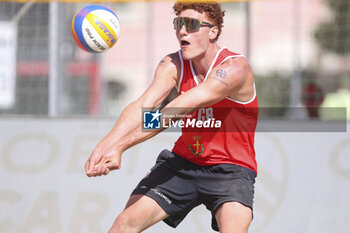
[218,219,250,233]
[110,212,139,233]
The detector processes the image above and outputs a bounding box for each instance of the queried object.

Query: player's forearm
[117,127,164,152]
[114,108,183,152]
[98,101,143,150]
[98,98,168,153]
[119,105,196,151]
[98,93,201,155]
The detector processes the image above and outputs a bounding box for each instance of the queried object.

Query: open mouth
[181,40,190,46]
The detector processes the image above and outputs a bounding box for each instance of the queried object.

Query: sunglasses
[173,17,215,32]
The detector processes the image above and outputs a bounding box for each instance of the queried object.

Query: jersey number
[197,107,213,121]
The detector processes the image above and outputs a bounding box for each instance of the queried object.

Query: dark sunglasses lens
[174,18,185,31]
[174,17,201,32]
[173,18,179,30]
[189,18,201,32]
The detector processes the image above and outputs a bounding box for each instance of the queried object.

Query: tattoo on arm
[215,69,227,79]
[209,69,229,86]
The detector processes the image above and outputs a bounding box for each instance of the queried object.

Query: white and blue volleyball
[71,4,120,53]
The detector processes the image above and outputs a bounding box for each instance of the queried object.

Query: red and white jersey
[172,47,259,173]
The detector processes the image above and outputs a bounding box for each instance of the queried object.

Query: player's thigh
[115,194,169,230]
[215,201,252,233]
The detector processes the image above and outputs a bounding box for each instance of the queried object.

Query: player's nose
[179,24,188,35]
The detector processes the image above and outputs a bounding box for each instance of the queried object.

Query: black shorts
[131,149,257,231]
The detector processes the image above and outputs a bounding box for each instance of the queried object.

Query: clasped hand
[85,144,122,177]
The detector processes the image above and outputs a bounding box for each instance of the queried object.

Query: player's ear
[209,26,219,41]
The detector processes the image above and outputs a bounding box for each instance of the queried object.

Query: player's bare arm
[165,56,253,111]
[85,53,180,177]
[85,55,253,177]
[94,56,252,161]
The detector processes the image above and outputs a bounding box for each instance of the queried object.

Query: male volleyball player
[85,2,258,233]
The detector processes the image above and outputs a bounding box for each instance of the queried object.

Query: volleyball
[71,4,120,53]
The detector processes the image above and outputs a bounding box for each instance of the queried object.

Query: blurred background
[0,0,349,118]
[0,0,350,233]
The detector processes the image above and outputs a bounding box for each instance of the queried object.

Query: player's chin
[181,50,192,60]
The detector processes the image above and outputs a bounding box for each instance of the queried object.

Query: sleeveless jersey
[172,47,259,173]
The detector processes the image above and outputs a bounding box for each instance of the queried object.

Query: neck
[191,43,221,78]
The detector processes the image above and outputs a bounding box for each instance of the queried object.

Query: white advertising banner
[0,118,349,233]
[0,22,17,109]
